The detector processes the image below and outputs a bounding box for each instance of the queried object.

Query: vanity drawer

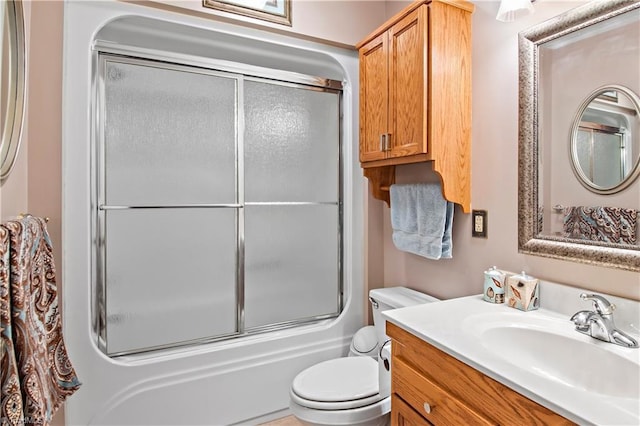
[388,322,574,425]
[393,357,493,425]
[391,393,434,426]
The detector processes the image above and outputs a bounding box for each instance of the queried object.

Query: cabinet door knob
[423,402,432,414]
[385,133,391,151]
[379,134,386,152]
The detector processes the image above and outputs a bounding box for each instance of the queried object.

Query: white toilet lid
[292,357,379,402]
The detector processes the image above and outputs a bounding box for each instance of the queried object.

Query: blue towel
[390,183,454,259]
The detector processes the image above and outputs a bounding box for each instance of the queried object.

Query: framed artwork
[203,0,291,26]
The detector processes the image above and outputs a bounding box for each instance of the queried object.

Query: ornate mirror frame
[518,0,640,272]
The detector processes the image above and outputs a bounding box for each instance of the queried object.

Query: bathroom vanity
[388,323,571,425]
[383,286,640,426]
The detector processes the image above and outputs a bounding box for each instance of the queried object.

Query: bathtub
[61,1,364,424]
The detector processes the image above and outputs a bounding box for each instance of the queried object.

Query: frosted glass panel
[244,205,339,329]
[593,132,623,187]
[104,59,237,205]
[576,130,592,179]
[104,208,237,354]
[244,81,339,202]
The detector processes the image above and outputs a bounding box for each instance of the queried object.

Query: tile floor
[260,415,304,426]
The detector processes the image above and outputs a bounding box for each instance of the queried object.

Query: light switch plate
[472,210,487,238]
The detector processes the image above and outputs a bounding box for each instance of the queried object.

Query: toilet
[289,287,439,426]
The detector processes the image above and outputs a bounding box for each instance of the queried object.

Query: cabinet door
[388,7,427,159]
[359,32,388,162]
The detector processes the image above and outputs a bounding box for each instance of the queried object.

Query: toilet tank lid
[369,286,439,309]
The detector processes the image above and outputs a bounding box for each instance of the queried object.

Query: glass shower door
[99,57,239,355]
[95,54,344,356]
[243,80,341,329]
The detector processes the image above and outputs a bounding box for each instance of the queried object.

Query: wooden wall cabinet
[387,322,575,426]
[356,0,473,212]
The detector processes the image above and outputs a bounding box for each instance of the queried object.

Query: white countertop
[383,295,640,426]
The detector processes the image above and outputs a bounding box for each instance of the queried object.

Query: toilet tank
[369,287,439,345]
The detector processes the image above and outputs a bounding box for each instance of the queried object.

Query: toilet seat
[291,357,383,410]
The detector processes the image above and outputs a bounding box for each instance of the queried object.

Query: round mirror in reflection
[570,85,640,194]
[0,0,25,182]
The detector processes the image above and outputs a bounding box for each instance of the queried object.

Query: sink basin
[384,294,640,425]
[480,324,639,399]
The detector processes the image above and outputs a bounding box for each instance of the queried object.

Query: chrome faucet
[570,293,639,348]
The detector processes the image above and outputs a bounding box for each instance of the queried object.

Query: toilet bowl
[289,287,439,426]
[289,357,389,426]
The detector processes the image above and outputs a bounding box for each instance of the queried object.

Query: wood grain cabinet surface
[356,0,474,212]
[387,322,576,426]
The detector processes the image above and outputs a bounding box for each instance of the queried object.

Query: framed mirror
[519,0,640,271]
[570,85,640,194]
[0,0,26,182]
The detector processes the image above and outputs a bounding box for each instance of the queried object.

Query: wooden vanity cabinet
[387,322,575,426]
[356,0,473,212]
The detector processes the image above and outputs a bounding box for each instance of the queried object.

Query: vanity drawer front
[393,357,493,426]
[388,322,574,426]
[391,393,433,426]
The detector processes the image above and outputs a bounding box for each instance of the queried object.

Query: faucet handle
[580,293,616,316]
[570,310,596,331]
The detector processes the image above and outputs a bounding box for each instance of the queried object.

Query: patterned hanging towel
[562,206,638,245]
[0,215,81,426]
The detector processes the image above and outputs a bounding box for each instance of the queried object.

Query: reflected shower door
[577,127,625,188]
[593,131,624,187]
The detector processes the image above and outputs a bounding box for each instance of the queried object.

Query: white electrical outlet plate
[472,210,487,238]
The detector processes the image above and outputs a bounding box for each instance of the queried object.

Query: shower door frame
[576,122,627,185]
[91,46,345,357]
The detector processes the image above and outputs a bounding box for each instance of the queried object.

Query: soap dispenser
[483,266,505,304]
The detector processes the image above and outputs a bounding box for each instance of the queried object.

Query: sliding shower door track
[99,204,243,210]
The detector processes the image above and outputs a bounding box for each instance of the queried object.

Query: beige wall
[27,0,64,278]
[370,1,640,302]
[144,0,389,46]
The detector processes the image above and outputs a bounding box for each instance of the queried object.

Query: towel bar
[17,213,49,222]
